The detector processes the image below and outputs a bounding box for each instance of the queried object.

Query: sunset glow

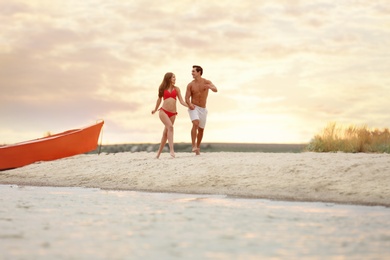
[1,0,389,144]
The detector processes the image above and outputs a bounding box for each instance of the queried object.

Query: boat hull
[0,121,104,171]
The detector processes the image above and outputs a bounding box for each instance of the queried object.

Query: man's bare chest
[192,84,207,94]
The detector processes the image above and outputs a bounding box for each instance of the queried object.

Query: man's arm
[205,80,218,92]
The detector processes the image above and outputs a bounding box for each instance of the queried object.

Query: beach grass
[306,122,390,153]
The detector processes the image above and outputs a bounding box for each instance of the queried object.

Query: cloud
[1,0,389,144]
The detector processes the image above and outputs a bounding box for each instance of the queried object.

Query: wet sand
[2,185,390,259]
[1,152,389,207]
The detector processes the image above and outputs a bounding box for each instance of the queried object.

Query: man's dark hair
[193,65,203,76]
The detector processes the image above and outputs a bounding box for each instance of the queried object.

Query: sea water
[1,185,389,259]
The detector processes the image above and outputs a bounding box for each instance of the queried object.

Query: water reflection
[1,185,390,259]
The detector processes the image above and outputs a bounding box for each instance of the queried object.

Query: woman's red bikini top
[163,88,177,100]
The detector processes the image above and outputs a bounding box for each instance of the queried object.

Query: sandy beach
[1,152,389,207]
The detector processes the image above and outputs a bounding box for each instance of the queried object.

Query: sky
[1,0,389,145]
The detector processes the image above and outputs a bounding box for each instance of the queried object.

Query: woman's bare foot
[170,152,176,158]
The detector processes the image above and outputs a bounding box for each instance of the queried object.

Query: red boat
[0,121,104,171]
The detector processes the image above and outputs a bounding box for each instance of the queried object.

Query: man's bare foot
[195,148,200,155]
[170,152,176,158]
[192,147,197,153]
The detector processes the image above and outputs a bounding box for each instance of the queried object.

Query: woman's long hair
[158,72,174,98]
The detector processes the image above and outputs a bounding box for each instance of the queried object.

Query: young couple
[151,65,218,158]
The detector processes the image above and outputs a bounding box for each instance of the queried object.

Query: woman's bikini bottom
[159,107,178,118]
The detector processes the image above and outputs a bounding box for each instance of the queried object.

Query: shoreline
[1,152,389,207]
[92,142,307,154]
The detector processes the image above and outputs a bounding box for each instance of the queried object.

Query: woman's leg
[156,127,167,159]
[158,110,176,158]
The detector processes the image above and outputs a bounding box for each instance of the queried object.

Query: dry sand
[1,152,389,207]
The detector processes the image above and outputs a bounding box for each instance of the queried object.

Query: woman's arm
[185,83,195,110]
[151,97,162,114]
[176,87,188,107]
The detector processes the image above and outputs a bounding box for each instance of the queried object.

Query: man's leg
[191,120,199,153]
[195,107,207,155]
[196,127,204,155]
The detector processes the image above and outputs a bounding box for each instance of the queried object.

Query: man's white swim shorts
[188,105,208,129]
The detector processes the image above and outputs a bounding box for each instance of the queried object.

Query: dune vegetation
[306,122,390,153]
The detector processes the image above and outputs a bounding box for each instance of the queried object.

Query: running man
[185,65,218,155]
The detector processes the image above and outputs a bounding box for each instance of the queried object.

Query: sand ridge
[1,152,389,207]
